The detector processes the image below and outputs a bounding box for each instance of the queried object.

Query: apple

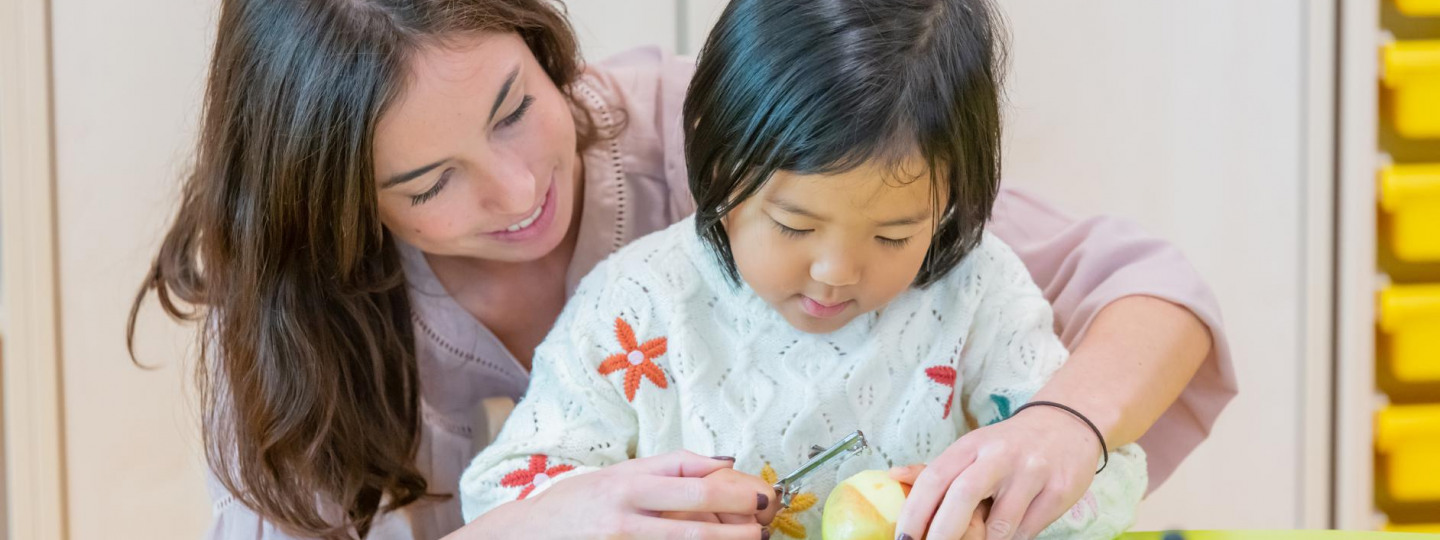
[822,470,911,540]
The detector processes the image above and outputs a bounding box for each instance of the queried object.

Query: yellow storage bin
[1379,284,1440,383]
[1395,0,1440,16]
[1377,405,1440,502]
[1380,164,1440,263]
[1386,523,1440,533]
[1383,40,1440,139]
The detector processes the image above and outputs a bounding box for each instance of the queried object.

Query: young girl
[459,0,1146,537]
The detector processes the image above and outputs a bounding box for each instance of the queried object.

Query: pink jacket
[207,47,1235,540]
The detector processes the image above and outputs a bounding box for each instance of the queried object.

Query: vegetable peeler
[771,430,869,508]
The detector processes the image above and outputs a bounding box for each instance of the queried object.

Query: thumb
[618,450,737,478]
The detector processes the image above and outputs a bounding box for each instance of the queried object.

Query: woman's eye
[498,95,534,129]
[410,170,453,206]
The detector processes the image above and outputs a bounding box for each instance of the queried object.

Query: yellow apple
[822,470,911,540]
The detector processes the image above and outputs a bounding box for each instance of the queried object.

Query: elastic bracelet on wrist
[1011,400,1110,474]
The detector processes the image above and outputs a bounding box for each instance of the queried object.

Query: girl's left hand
[892,405,1103,540]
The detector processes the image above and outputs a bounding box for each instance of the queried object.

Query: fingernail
[896,534,914,540]
[711,455,736,461]
[757,492,770,510]
[762,529,771,540]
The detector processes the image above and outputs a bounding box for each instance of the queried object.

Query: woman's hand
[449,450,775,540]
[658,467,781,527]
[893,406,1101,540]
[889,465,989,540]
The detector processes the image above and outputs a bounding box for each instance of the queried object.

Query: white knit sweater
[459,217,1146,539]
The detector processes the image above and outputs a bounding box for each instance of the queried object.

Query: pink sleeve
[204,470,311,540]
[988,187,1237,491]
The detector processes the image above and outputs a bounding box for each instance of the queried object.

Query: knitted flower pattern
[597,317,669,401]
[500,455,575,500]
[925,365,958,419]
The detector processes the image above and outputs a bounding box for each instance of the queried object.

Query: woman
[129,0,1235,538]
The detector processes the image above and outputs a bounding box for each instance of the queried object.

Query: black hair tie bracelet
[1010,401,1109,474]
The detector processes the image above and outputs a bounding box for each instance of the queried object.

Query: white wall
[567,0,681,61]
[999,0,1313,530]
[0,53,8,538]
[49,0,217,537]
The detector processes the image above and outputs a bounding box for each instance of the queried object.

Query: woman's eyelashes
[498,95,534,129]
[410,169,453,206]
[405,95,534,206]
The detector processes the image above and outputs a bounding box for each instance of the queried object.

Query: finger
[732,469,781,525]
[624,476,772,515]
[659,512,720,524]
[660,511,722,523]
[960,506,989,540]
[927,462,1005,540]
[894,448,977,540]
[618,450,737,478]
[889,464,926,485]
[1014,488,1069,540]
[985,474,1043,540]
[716,513,757,525]
[704,467,780,525]
[614,516,764,540]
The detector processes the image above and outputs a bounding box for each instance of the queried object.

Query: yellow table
[1121,532,1440,539]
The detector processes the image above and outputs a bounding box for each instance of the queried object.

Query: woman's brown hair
[127,0,593,536]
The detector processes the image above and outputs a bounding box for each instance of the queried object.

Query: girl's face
[725,157,940,334]
[374,32,580,263]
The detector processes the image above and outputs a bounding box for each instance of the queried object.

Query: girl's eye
[771,219,812,239]
[877,236,912,248]
[498,95,535,129]
[410,169,453,206]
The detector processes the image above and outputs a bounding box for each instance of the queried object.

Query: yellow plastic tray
[1376,405,1440,502]
[1380,164,1440,263]
[1388,523,1440,534]
[1395,0,1440,16]
[1121,532,1440,539]
[1378,284,1440,383]
[1383,41,1440,139]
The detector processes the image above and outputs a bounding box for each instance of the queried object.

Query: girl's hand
[893,406,1102,540]
[450,451,774,540]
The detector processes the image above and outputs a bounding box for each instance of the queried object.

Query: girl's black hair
[684,0,1008,287]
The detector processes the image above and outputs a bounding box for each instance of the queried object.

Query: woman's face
[374,32,580,263]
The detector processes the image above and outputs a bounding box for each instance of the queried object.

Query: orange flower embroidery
[597,317,669,401]
[925,365,957,419]
[761,463,817,538]
[501,455,575,500]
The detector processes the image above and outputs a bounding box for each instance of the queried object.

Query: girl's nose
[810,250,861,288]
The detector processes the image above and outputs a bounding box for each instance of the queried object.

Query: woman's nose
[475,154,536,217]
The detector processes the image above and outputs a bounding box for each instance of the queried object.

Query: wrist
[458,498,534,540]
[1031,364,1134,447]
[1012,400,1110,473]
